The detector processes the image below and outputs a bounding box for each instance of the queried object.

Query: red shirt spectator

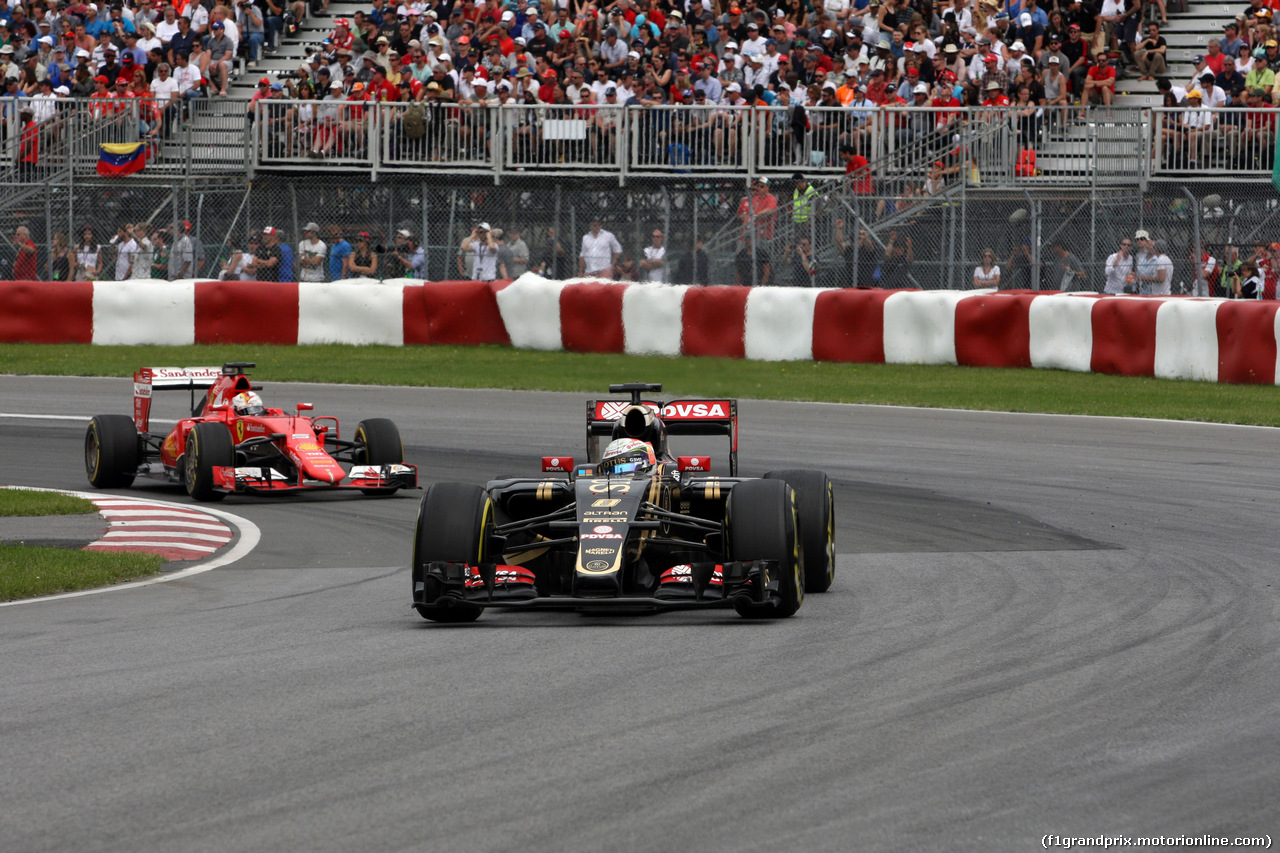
[13,227,37,280]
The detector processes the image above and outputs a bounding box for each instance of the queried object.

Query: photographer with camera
[388,229,424,279]
[461,222,499,281]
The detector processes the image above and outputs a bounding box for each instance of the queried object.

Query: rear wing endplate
[586,398,738,476]
[133,366,223,432]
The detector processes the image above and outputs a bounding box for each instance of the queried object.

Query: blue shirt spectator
[278,243,295,282]
[329,237,352,281]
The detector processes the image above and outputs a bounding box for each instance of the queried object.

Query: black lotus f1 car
[410,383,835,622]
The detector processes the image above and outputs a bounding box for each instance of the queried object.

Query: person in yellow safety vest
[792,173,820,225]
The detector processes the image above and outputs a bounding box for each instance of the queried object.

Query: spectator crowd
[3,0,1280,174]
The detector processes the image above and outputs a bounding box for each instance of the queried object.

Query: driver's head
[232,391,265,416]
[610,404,668,455]
[599,438,657,477]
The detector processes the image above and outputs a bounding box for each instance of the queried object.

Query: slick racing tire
[412,482,494,623]
[184,422,233,502]
[764,469,836,593]
[354,418,404,496]
[85,415,139,489]
[726,478,803,619]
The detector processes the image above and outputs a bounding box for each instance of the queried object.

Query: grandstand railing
[11,99,1273,185]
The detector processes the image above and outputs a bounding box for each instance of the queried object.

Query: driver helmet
[598,438,657,477]
[232,391,265,416]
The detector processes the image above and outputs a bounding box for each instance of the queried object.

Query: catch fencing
[3,168,1274,296]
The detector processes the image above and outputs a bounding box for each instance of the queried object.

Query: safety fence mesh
[1,171,1275,295]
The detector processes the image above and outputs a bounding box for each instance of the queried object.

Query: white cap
[1011,40,1025,51]
[438,54,451,63]
[501,10,513,20]
[913,82,929,94]
[1019,12,1032,25]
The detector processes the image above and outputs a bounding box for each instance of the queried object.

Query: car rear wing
[133,366,223,432]
[585,397,739,476]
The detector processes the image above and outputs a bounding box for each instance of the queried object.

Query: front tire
[354,418,404,496]
[184,422,233,502]
[85,415,138,489]
[727,478,803,619]
[764,469,836,593]
[412,482,493,623]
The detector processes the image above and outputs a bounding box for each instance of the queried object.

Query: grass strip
[0,544,165,601]
[3,343,1280,427]
[0,489,97,518]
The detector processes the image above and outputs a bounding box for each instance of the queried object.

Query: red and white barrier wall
[4,276,1280,385]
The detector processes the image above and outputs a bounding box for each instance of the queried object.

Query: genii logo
[592,525,613,534]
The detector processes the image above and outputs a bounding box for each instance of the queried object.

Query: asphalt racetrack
[1,376,1276,852]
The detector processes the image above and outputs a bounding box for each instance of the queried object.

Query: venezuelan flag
[97,142,147,177]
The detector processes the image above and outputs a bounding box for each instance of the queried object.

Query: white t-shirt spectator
[156,19,181,45]
[643,244,666,282]
[972,264,1000,288]
[150,73,180,101]
[115,238,137,281]
[1104,250,1133,294]
[297,237,328,281]
[580,228,622,275]
[174,62,201,94]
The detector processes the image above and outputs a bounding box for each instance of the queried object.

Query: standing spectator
[346,232,378,278]
[1133,230,1167,295]
[833,218,878,288]
[505,227,529,278]
[297,222,327,281]
[328,227,352,281]
[50,232,73,281]
[639,228,667,283]
[735,177,777,286]
[791,172,820,227]
[973,248,1002,288]
[75,225,101,280]
[673,238,710,286]
[131,223,154,280]
[1234,259,1262,299]
[881,230,914,288]
[1103,235,1134,293]
[1149,239,1174,296]
[578,218,622,279]
[491,228,512,280]
[541,226,569,278]
[150,229,170,280]
[1049,241,1086,290]
[12,225,37,280]
[277,234,295,282]
[783,235,817,287]
[462,222,498,281]
[388,228,424,278]
[255,226,283,281]
[112,224,137,281]
[169,220,196,279]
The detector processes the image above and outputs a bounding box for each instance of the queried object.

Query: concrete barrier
[4,278,1280,387]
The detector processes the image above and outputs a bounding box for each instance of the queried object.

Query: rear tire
[412,482,493,623]
[764,469,836,593]
[184,422,233,502]
[85,415,138,489]
[354,418,404,496]
[727,478,803,619]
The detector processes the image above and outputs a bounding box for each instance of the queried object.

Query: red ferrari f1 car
[85,362,416,501]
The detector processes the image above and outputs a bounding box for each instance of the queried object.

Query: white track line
[0,488,260,607]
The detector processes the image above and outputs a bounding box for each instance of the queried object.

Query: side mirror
[297,403,314,414]
[677,456,711,473]
[542,456,574,473]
